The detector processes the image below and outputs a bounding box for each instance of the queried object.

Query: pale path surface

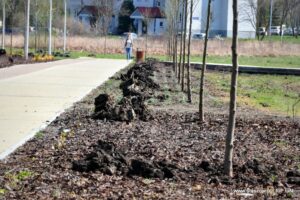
[0,58,129,159]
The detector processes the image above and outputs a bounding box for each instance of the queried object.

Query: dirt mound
[94,62,158,122]
[72,140,177,179]
[94,95,152,121]
[94,94,116,119]
[72,140,129,175]
[120,63,159,93]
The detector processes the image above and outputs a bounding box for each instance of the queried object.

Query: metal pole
[24,0,30,60]
[48,0,52,55]
[63,0,67,53]
[269,0,273,36]
[2,0,5,49]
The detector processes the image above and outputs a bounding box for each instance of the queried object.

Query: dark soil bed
[0,61,299,199]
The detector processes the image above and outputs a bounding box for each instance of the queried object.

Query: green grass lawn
[153,55,300,68]
[206,72,300,117]
[57,51,125,60]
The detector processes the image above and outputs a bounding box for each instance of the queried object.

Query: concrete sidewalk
[0,58,129,159]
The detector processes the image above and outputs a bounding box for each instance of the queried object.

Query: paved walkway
[0,58,129,159]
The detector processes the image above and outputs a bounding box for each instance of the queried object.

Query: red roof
[136,7,165,18]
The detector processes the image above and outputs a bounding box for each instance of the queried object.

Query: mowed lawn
[194,55,300,68]
[206,72,300,117]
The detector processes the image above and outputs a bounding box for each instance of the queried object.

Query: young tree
[240,0,257,38]
[48,0,52,55]
[63,0,67,53]
[94,0,113,54]
[166,0,180,74]
[256,0,270,40]
[1,0,5,49]
[186,0,193,103]
[178,1,185,83]
[288,0,300,37]
[6,0,23,55]
[181,0,188,91]
[199,0,212,122]
[24,0,30,60]
[224,0,239,177]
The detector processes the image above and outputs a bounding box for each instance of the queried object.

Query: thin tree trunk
[63,0,67,53]
[24,0,30,60]
[181,0,188,91]
[175,31,178,77]
[173,19,177,72]
[104,34,107,54]
[48,0,52,55]
[35,0,38,52]
[199,0,212,122]
[224,0,239,178]
[186,0,193,103]
[10,15,13,55]
[178,3,185,83]
[2,0,5,49]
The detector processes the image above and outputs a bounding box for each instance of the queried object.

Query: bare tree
[24,0,30,60]
[186,0,193,103]
[6,0,21,55]
[181,0,188,91]
[224,0,239,177]
[199,0,212,122]
[178,1,185,83]
[288,0,300,37]
[1,0,5,49]
[240,0,257,37]
[94,0,113,55]
[48,0,52,55]
[166,0,181,74]
[63,0,67,53]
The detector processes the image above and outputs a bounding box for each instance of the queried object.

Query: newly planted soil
[0,62,299,199]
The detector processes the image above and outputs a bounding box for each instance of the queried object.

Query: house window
[160,22,163,27]
[157,1,161,6]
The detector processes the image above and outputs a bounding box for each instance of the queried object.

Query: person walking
[124,33,133,61]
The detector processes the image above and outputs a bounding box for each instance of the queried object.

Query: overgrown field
[0,61,299,199]
[6,34,300,57]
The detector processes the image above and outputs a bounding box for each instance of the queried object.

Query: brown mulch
[0,61,299,199]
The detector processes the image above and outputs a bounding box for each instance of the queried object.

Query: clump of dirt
[72,140,177,179]
[94,61,158,122]
[93,94,116,120]
[120,62,160,97]
[93,95,152,122]
[72,140,129,175]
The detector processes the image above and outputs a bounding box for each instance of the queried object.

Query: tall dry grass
[3,34,300,56]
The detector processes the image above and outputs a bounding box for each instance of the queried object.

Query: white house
[130,0,167,36]
[67,0,124,34]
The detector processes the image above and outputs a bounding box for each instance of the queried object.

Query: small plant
[16,170,33,181]
[270,174,278,182]
[274,140,288,148]
[0,189,6,195]
[35,131,44,139]
[4,170,34,189]
[54,129,75,150]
